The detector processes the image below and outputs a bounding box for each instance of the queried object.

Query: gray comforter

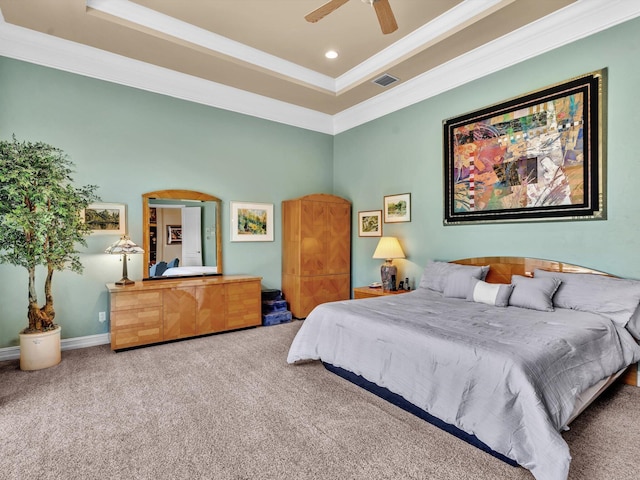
[287,288,640,480]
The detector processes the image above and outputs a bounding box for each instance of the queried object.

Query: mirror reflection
[142,190,222,279]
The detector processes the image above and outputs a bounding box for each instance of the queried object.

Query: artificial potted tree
[0,136,98,370]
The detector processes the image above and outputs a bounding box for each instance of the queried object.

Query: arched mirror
[142,189,222,279]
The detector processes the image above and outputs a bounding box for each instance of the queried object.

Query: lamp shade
[372,237,405,260]
[106,235,144,286]
[105,235,144,255]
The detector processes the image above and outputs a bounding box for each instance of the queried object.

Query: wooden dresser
[107,275,261,350]
[282,194,351,318]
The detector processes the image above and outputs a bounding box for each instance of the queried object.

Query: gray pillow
[443,271,476,299]
[626,305,640,340]
[509,275,561,312]
[466,278,514,307]
[419,260,490,293]
[534,269,640,327]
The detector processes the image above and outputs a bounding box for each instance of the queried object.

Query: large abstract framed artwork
[443,70,606,225]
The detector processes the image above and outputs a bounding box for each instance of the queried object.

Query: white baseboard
[0,333,110,362]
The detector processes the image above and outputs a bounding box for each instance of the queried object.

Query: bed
[161,265,219,276]
[287,257,640,480]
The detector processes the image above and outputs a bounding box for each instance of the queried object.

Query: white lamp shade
[105,235,144,254]
[372,237,405,260]
[106,235,144,286]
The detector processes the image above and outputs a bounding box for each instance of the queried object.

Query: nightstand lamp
[372,236,405,291]
[105,235,144,286]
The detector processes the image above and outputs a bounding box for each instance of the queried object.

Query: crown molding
[87,0,507,95]
[333,0,640,134]
[0,14,335,134]
[1,1,640,135]
[86,0,337,93]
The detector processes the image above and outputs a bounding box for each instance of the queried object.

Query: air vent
[372,73,399,87]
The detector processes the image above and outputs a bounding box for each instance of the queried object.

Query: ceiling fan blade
[305,0,351,23]
[373,0,398,34]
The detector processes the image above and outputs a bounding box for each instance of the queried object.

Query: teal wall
[335,17,640,290]
[1,17,639,348]
[0,57,334,348]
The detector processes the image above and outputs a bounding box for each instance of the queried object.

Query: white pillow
[466,278,514,307]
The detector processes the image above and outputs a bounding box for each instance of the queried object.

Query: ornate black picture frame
[443,70,606,225]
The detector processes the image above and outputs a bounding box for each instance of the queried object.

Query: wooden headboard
[451,257,636,386]
[451,256,612,284]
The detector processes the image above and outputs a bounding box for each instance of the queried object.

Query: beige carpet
[1,320,638,480]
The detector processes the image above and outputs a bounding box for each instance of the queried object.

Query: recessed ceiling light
[325,50,338,59]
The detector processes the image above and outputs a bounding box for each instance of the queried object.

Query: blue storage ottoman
[261,289,292,326]
[262,310,292,326]
[262,299,287,313]
[261,289,283,301]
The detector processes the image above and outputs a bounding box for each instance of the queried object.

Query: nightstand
[353,286,411,299]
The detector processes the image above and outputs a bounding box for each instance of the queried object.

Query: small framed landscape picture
[358,210,382,237]
[230,201,274,242]
[384,193,411,223]
[83,203,126,235]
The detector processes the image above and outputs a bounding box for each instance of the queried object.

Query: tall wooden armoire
[282,194,351,318]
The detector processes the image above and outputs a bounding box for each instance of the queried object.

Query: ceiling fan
[305,0,398,35]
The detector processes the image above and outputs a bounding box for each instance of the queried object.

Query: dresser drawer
[111,290,162,311]
[111,306,162,329]
[111,324,163,350]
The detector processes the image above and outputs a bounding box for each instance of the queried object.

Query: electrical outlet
[98,311,106,323]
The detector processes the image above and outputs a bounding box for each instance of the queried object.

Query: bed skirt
[322,362,519,468]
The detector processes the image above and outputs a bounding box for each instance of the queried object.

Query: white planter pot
[19,326,62,371]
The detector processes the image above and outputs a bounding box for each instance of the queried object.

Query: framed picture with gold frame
[82,203,126,235]
[358,210,382,237]
[384,193,411,223]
